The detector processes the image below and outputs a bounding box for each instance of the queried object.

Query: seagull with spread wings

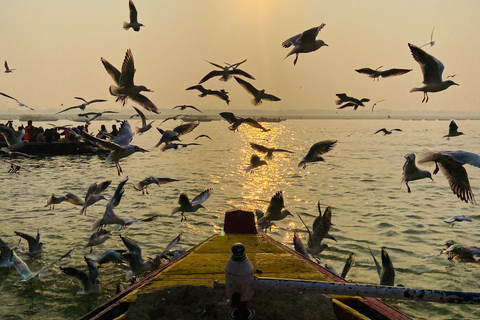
[443,120,464,140]
[186,85,230,105]
[60,256,101,295]
[79,180,111,215]
[408,43,458,103]
[250,142,293,159]
[402,153,433,193]
[123,0,144,31]
[0,91,34,110]
[56,97,107,114]
[0,124,26,151]
[133,176,179,194]
[172,105,202,113]
[171,188,212,222]
[355,66,411,81]
[374,128,402,135]
[101,49,158,113]
[256,191,292,226]
[219,112,270,132]
[335,93,369,111]
[234,77,281,106]
[132,106,154,134]
[282,23,328,65]
[14,229,43,255]
[154,121,199,147]
[298,140,337,169]
[198,59,255,84]
[4,61,15,73]
[245,154,267,173]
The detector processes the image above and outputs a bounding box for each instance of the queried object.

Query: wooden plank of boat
[80,210,411,320]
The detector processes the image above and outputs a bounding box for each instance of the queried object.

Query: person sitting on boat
[44,129,54,143]
[96,125,108,139]
[24,120,36,142]
[35,127,46,142]
[111,124,118,137]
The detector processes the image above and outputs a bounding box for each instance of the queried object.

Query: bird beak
[139,147,149,153]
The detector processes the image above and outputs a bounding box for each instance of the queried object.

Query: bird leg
[406,182,411,193]
[180,213,187,222]
[293,54,299,66]
[116,163,123,176]
[433,162,440,175]
[422,92,429,103]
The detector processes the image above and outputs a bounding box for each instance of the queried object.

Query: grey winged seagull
[369,247,395,286]
[120,235,154,281]
[0,91,34,110]
[444,215,472,227]
[171,188,212,222]
[245,154,267,173]
[298,140,337,169]
[81,120,148,175]
[336,93,369,111]
[250,142,293,159]
[374,128,402,135]
[101,49,158,113]
[132,106,154,134]
[198,59,255,84]
[161,142,201,152]
[296,202,336,255]
[443,120,464,140]
[282,23,328,65]
[154,121,199,147]
[45,193,84,210]
[172,105,202,113]
[420,27,435,48]
[355,66,411,81]
[92,178,129,230]
[219,112,270,132]
[133,176,179,194]
[14,229,43,255]
[79,180,111,215]
[234,76,281,106]
[123,0,144,32]
[60,256,101,295]
[418,151,480,204]
[186,85,230,105]
[56,97,107,114]
[408,43,458,103]
[402,153,433,193]
[256,191,292,227]
[0,124,26,151]
[4,61,15,73]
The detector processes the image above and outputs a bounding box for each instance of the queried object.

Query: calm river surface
[1,118,480,320]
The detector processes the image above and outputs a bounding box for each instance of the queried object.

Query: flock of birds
[0,1,477,312]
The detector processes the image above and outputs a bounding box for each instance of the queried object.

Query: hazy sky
[1,0,479,114]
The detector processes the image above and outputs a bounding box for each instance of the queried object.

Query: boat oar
[214,278,480,304]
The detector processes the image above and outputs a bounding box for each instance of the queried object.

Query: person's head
[101,125,106,131]
[27,120,32,126]
[112,124,117,130]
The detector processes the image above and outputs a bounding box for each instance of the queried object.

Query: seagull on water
[172,105,202,113]
[61,256,101,295]
[91,249,126,266]
[219,112,270,132]
[245,154,267,173]
[80,180,111,215]
[282,23,328,65]
[234,77,281,106]
[198,59,255,84]
[133,176,179,194]
[101,49,158,113]
[443,120,464,140]
[336,93,369,111]
[408,43,458,103]
[154,121,199,147]
[186,85,230,105]
[444,215,472,227]
[298,140,337,169]
[120,235,154,281]
[171,188,212,222]
[402,153,433,193]
[370,247,395,286]
[250,142,293,159]
[123,0,144,32]
[418,151,480,204]
[440,240,480,263]
[10,249,50,283]
[85,228,111,249]
[56,97,107,114]
[0,91,34,110]
[374,128,402,135]
[355,66,411,81]
[14,229,43,255]
[4,61,15,73]
[132,106,154,134]
[92,178,129,230]
[81,120,148,175]
[256,191,293,227]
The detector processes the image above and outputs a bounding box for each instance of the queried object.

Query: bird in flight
[443,120,464,140]
[78,111,119,124]
[335,93,369,111]
[60,256,101,295]
[234,77,281,106]
[198,59,255,84]
[154,121,199,147]
[245,154,267,173]
[256,191,293,226]
[371,99,385,113]
[132,106,154,134]
[250,142,293,159]
[101,49,158,113]
[0,91,34,110]
[219,112,270,132]
[4,61,15,73]
[408,43,458,103]
[171,188,212,221]
[402,153,433,193]
[56,97,107,114]
[355,66,411,81]
[282,23,328,65]
[298,140,337,169]
[186,85,230,105]
[172,105,202,113]
[420,27,435,48]
[374,128,402,135]
[123,0,144,32]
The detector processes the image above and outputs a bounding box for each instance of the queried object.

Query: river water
[1,118,479,320]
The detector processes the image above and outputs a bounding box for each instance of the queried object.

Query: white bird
[132,106,154,134]
[408,43,458,103]
[257,191,293,226]
[92,178,129,230]
[14,230,43,254]
[0,91,34,110]
[402,153,433,193]
[355,66,411,81]
[120,235,154,281]
[60,256,101,295]
[85,228,110,248]
[45,193,84,210]
[81,120,148,175]
[56,97,107,114]
[298,140,337,169]
[418,151,480,204]
[234,77,281,106]
[219,112,270,132]
[80,180,111,215]
[101,49,158,113]
[0,238,14,268]
[133,176,179,194]
[444,215,473,227]
[282,23,328,65]
[420,27,435,48]
[198,59,255,84]
[4,60,15,73]
[123,0,144,32]
[0,124,25,151]
[154,121,199,147]
[443,120,464,140]
[171,188,212,222]
[10,250,50,283]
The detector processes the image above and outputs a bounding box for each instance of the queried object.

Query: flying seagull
[172,105,202,113]
[444,215,472,227]
[296,202,336,255]
[123,0,144,32]
[282,23,328,65]
[120,235,154,281]
[159,114,182,125]
[60,256,101,295]
[194,134,211,141]
[298,140,337,169]
[171,188,212,222]
[371,99,385,113]
[420,27,435,48]
[56,97,107,114]
[0,124,26,151]
[443,120,464,140]
[335,93,369,111]
[132,106,154,134]
[79,180,111,215]
[198,59,255,84]
[101,49,158,113]
[402,153,433,193]
[355,66,411,81]
[245,154,267,173]
[186,85,230,105]
[14,230,43,255]
[257,191,293,226]
[133,176,179,194]
[4,61,15,73]
[219,112,270,132]
[161,142,201,152]
[408,43,458,103]
[154,121,199,147]
[370,247,395,286]
[78,111,119,124]
[250,142,293,159]
[0,91,34,110]
[81,120,148,175]
[234,77,281,106]
[374,128,402,135]
[418,151,480,204]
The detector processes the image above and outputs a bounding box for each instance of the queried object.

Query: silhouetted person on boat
[111,124,119,137]
[97,125,108,139]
